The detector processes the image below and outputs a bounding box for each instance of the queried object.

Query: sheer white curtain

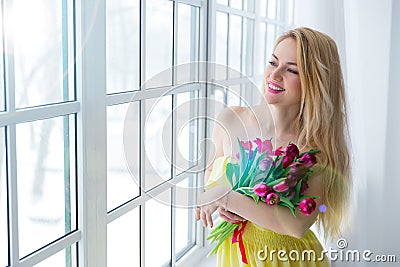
[294,0,400,266]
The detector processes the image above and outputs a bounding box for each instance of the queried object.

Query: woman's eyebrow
[272,53,297,66]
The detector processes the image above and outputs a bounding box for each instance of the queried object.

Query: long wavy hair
[275,27,351,240]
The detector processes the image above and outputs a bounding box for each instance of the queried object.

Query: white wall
[294,0,399,266]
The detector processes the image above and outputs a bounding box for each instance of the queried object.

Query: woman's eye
[268,61,278,67]
[287,68,299,74]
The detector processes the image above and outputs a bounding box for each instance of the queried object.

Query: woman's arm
[199,174,324,238]
[196,107,245,227]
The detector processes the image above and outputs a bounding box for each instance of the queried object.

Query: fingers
[218,207,243,224]
[195,207,200,221]
[196,206,215,228]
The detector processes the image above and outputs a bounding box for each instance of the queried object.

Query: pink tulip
[273,180,289,192]
[254,138,273,155]
[266,193,280,206]
[298,153,317,169]
[235,152,240,160]
[299,198,316,216]
[253,183,273,197]
[240,140,253,151]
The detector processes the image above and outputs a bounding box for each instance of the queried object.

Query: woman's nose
[269,68,283,81]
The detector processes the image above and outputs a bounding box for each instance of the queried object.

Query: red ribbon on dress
[232,221,248,264]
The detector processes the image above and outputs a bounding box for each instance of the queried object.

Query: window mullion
[3,0,20,264]
[76,0,107,266]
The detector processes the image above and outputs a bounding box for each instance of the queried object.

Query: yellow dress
[206,156,330,266]
[216,222,330,266]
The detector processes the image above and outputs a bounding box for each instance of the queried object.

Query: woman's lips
[267,81,285,94]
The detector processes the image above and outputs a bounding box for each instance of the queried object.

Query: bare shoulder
[216,106,252,123]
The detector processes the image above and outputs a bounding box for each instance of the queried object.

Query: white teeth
[269,83,285,91]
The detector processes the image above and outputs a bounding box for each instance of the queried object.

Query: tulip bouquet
[205,138,320,263]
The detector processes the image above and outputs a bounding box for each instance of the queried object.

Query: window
[0,0,293,266]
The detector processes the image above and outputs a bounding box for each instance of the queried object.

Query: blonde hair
[275,27,351,240]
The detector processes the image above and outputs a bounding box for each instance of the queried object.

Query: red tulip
[253,183,273,197]
[298,153,317,169]
[273,180,289,192]
[282,155,294,169]
[285,143,300,159]
[299,198,316,216]
[266,192,280,206]
[274,146,283,156]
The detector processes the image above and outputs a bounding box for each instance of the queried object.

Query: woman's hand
[195,203,218,228]
[195,186,230,228]
[218,207,245,224]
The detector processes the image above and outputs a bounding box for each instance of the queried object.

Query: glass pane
[215,12,228,70]
[217,0,228,5]
[244,0,255,12]
[259,0,267,17]
[146,0,173,87]
[177,4,199,64]
[175,176,196,256]
[33,244,77,267]
[257,22,266,76]
[108,208,140,267]
[215,12,228,80]
[230,0,242,10]
[288,0,294,25]
[106,0,140,93]
[268,0,277,20]
[0,7,4,112]
[0,128,7,267]
[243,19,254,77]
[176,92,199,174]
[13,0,71,108]
[266,24,276,58]
[107,103,140,212]
[16,115,76,257]
[144,96,172,191]
[176,5,200,84]
[229,15,242,78]
[145,189,171,266]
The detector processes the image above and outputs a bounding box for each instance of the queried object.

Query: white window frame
[0,0,294,266]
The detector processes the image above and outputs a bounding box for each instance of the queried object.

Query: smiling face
[264,37,302,108]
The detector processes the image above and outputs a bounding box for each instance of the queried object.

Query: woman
[196,27,350,266]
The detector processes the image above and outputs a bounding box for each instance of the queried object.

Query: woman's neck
[268,104,299,144]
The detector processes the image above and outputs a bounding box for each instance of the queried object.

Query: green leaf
[279,196,295,209]
[225,163,235,187]
[292,180,302,203]
[238,138,248,172]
